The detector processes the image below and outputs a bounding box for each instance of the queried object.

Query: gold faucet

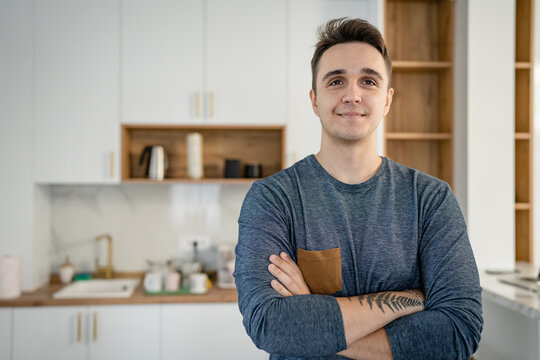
[94,234,114,279]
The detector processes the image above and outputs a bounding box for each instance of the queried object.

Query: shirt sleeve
[234,182,347,357]
[384,183,483,360]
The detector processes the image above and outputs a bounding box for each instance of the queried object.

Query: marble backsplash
[49,183,251,273]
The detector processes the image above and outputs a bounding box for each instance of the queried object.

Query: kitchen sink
[53,278,140,299]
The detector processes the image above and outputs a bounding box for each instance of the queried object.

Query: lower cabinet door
[13,306,87,360]
[0,308,12,360]
[162,303,268,360]
[88,305,160,360]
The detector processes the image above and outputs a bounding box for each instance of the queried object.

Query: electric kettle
[139,145,168,180]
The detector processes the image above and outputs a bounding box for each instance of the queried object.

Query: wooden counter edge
[0,281,238,307]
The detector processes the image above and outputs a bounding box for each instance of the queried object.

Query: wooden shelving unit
[121,125,285,183]
[515,0,534,263]
[384,0,454,187]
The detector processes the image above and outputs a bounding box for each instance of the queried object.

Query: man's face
[310,42,393,144]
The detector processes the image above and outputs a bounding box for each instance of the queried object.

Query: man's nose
[341,84,362,103]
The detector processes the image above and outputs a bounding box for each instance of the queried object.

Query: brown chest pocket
[297,247,342,295]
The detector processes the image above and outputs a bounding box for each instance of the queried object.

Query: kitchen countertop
[0,276,237,307]
[480,262,540,320]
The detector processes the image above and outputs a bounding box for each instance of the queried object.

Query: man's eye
[329,79,343,86]
[363,79,376,86]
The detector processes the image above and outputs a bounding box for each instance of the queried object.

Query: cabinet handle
[109,151,114,179]
[195,92,201,118]
[209,92,214,118]
[77,312,82,343]
[93,312,98,342]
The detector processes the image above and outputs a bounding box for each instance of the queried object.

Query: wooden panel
[516,0,532,62]
[122,126,284,180]
[515,139,530,203]
[515,209,531,262]
[385,139,452,185]
[386,0,452,62]
[386,70,452,133]
[515,69,530,132]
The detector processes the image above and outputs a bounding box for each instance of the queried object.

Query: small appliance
[139,145,168,180]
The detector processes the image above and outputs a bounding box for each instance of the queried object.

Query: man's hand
[268,252,311,296]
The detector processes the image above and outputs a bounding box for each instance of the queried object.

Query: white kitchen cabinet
[0,308,12,360]
[34,0,120,184]
[121,0,204,124]
[162,303,268,360]
[12,305,159,360]
[13,306,87,360]
[205,0,286,125]
[121,0,286,125]
[286,0,378,165]
[87,305,160,360]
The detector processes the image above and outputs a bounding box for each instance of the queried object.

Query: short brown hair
[311,18,392,93]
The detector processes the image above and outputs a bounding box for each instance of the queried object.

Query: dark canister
[224,159,242,178]
[244,163,262,178]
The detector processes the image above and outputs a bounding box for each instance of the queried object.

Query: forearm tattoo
[350,292,423,313]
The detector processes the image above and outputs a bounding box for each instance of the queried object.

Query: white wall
[48,184,250,272]
[466,0,516,270]
[0,0,50,290]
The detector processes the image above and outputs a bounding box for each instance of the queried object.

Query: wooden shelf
[515,202,531,210]
[122,178,259,184]
[514,0,534,263]
[385,132,452,140]
[515,62,531,69]
[384,0,454,187]
[121,125,285,182]
[515,132,531,140]
[393,61,452,70]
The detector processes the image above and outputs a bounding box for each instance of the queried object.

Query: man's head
[309,18,394,145]
[311,18,392,94]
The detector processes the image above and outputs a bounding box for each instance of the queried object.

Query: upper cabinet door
[205,0,287,124]
[121,0,204,124]
[34,0,120,184]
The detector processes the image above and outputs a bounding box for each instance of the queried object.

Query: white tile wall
[49,184,251,273]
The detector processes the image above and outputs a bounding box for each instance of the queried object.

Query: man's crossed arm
[268,251,425,360]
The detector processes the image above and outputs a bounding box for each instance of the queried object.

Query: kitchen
[0,0,538,359]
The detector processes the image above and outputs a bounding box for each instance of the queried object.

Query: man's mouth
[337,111,367,119]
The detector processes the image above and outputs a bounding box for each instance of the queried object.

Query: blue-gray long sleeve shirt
[234,155,483,359]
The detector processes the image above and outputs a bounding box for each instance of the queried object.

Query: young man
[234,18,482,359]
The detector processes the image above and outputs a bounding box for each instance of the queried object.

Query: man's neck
[315,134,382,185]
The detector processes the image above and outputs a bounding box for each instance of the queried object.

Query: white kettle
[139,145,168,180]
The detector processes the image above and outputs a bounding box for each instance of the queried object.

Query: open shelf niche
[121,125,286,183]
[384,0,454,187]
[515,0,534,263]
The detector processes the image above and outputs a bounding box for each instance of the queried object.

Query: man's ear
[382,88,394,117]
[309,89,319,116]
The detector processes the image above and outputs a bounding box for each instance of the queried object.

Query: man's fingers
[271,279,293,297]
[268,263,300,293]
[270,254,302,279]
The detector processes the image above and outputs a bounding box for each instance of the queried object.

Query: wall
[466,0,516,270]
[0,0,50,290]
[49,184,250,272]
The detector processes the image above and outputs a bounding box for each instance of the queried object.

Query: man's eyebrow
[360,67,384,82]
[321,69,345,82]
[321,67,385,83]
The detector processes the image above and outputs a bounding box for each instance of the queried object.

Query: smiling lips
[336,111,368,119]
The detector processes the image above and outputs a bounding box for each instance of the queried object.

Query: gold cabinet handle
[109,151,114,179]
[209,92,214,118]
[77,312,82,343]
[195,92,201,118]
[93,312,98,342]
